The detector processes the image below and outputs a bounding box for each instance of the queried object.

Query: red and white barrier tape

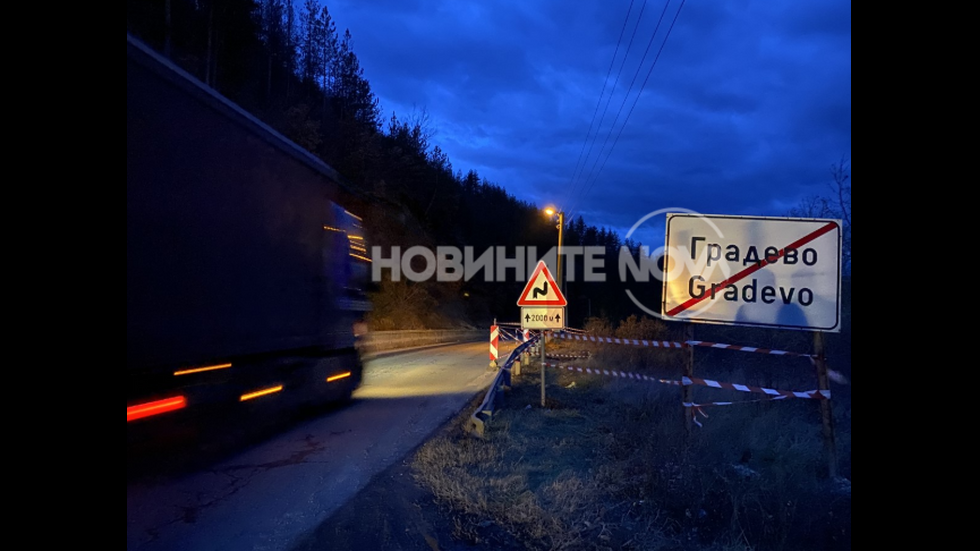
[556,333,683,348]
[683,397,789,408]
[676,376,829,399]
[682,398,797,427]
[554,332,816,358]
[689,404,708,427]
[543,363,829,400]
[545,353,591,360]
[684,340,815,358]
[544,362,664,382]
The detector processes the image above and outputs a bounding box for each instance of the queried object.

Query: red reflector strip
[127,396,186,422]
[326,371,352,383]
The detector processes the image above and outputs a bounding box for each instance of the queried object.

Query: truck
[127,33,371,441]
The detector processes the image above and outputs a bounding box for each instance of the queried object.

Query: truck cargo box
[127,34,369,420]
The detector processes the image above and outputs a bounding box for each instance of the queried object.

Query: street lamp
[541,207,564,407]
[544,207,564,296]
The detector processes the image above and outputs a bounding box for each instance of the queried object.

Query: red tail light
[127,396,187,422]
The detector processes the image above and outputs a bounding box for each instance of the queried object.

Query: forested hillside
[128,0,659,329]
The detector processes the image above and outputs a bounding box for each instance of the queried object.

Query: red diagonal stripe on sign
[666,221,838,317]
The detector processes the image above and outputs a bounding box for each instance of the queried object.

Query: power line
[564,0,650,215]
[567,0,686,223]
[562,0,644,215]
[569,0,675,220]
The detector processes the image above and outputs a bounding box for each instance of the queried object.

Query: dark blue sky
[325,0,851,248]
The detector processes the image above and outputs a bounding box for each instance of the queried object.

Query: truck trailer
[127,34,371,440]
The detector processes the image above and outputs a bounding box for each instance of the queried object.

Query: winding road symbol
[516,261,567,307]
[532,281,548,299]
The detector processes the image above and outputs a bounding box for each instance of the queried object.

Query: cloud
[326,0,851,232]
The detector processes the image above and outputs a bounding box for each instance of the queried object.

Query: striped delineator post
[489,324,499,370]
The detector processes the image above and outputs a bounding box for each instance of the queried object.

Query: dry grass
[413,328,851,551]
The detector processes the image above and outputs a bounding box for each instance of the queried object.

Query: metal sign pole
[540,332,546,407]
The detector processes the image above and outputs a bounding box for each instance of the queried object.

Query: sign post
[684,324,694,436]
[662,213,842,467]
[519,260,567,329]
[517,260,568,408]
[813,331,837,478]
[540,331,546,407]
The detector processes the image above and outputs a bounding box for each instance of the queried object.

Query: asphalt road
[126,340,518,551]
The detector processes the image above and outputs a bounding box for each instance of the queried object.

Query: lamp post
[544,208,564,296]
[541,207,564,409]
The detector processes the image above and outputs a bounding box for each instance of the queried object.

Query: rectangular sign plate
[521,307,565,329]
[661,213,842,332]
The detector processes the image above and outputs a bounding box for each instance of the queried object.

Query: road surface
[126,340,517,551]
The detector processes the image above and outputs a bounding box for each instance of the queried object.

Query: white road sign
[661,213,842,332]
[521,307,566,329]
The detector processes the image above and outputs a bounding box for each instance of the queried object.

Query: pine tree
[317,5,338,94]
[332,29,380,129]
[299,0,320,86]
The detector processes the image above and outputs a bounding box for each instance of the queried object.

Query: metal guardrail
[361,329,485,354]
[467,334,540,437]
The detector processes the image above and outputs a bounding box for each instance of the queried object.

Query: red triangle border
[517,261,568,306]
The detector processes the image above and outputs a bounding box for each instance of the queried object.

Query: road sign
[661,214,842,332]
[517,260,567,307]
[521,307,565,329]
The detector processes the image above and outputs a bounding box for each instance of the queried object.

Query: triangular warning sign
[517,261,567,306]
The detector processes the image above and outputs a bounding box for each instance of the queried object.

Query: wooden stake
[812,331,838,478]
[684,324,694,436]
